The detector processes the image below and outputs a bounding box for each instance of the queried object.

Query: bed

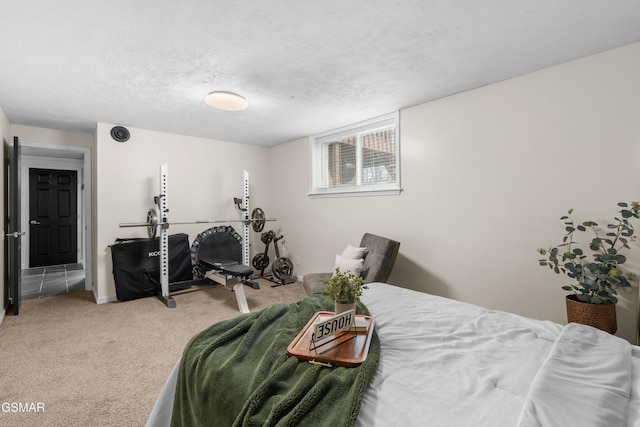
[147,282,640,427]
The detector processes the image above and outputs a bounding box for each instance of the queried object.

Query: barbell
[119,207,274,238]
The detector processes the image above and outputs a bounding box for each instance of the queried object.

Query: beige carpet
[0,280,308,426]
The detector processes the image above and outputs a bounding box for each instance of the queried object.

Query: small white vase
[334,301,356,314]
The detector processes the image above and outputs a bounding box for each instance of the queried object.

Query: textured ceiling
[1,1,639,146]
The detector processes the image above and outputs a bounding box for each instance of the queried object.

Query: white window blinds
[309,112,401,197]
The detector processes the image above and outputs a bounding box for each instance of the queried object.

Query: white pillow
[341,244,366,260]
[333,254,364,277]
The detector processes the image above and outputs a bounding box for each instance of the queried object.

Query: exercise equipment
[122,206,272,239]
[251,208,266,232]
[190,225,258,313]
[111,233,197,302]
[119,165,265,311]
[252,230,295,287]
[233,172,259,277]
[157,163,174,308]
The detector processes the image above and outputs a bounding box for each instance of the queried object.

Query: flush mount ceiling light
[205,91,248,111]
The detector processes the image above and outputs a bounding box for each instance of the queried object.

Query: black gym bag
[111,233,193,302]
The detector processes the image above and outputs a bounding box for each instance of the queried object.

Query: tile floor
[21,263,86,299]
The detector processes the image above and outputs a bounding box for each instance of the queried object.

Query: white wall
[270,42,640,343]
[11,125,94,148]
[94,123,273,302]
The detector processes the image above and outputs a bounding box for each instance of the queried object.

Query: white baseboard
[92,286,117,304]
[0,307,6,326]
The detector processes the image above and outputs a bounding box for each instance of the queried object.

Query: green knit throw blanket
[170,294,380,427]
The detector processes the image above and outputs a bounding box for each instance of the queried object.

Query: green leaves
[321,268,366,304]
[621,209,634,218]
[537,202,640,304]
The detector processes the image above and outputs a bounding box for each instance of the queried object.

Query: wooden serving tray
[287,311,374,367]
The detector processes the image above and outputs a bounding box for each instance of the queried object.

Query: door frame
[23,160,83,267]
[19,142,92,292]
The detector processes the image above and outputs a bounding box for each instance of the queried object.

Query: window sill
[308,188,403,198]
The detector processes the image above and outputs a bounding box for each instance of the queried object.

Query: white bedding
[147,282,640,427]
[516,323,634,427]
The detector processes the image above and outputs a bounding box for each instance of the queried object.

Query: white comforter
[516,324,637,427]
[148,282,640,427]
[357,283,640,427]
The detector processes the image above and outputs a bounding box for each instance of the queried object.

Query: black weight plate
[272,257,293,280]
[252,253,270,270]
[251,207,265,232]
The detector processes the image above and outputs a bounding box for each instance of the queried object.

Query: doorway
[19,143,92,299]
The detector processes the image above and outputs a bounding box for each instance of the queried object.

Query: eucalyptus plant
[321,268,366,304]
[538,202,640,304]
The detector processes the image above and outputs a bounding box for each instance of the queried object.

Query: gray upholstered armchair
[302,233,401,296]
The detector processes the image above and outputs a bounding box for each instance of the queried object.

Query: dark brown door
[7,136,23,314]
[29,168,78,267]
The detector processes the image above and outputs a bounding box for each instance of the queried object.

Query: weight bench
[191,226,259,313]
[201,259,253,279]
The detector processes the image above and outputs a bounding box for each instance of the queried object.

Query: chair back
[359,233,400,283]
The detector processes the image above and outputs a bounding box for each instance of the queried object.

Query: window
[309,112,401,197]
